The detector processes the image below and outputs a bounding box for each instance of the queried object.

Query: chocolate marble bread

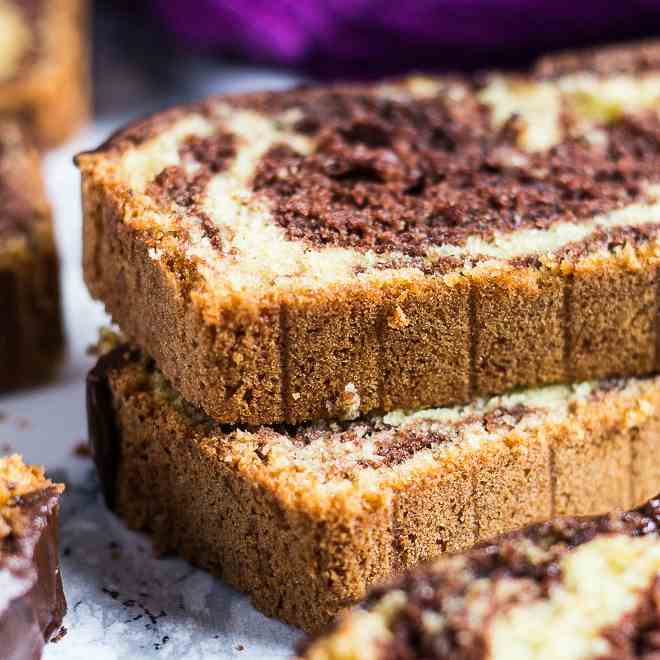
[78,40,660,426]
[0,455,66,660]
[299,496,660,660]
[88,344,660,632]
[0,120,63,392]
[0,0,88,146]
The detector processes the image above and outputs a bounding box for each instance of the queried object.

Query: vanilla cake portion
[88,344,660,632]
[78,40,660,425]
[299,496,660,660]
[0,0,88,146]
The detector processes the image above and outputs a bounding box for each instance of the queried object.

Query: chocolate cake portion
[0,119,63,393]
[78,39,660,426]
[251,89,660,256]
[0,455,66,660]
[88,343,660,632]
[299,496,660,659]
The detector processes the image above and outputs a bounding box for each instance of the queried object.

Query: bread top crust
[0,120,50,252]
[77,41,660,308]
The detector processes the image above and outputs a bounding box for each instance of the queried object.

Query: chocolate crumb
[109,541,122,560]
[15,417,30,430]
[72,441,91,458]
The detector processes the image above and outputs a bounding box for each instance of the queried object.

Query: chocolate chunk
[179,131,236,173]
[86,345,140,510]
[0,487,66,659]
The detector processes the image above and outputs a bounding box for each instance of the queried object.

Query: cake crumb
[387,305,410,329]
[109,541,122,560]
[327,383,361,420]
[72,441,91,458]
[87,327,124,357]
[236,644,245,651]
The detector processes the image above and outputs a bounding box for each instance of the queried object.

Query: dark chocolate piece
[0,488,66,660]
[86,346,140,511]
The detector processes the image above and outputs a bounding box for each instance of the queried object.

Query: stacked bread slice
[79,40,660,632]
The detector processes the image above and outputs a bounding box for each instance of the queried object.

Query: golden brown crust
[94,353,660,633]
[81,165,660,425]
[0,0,90,147]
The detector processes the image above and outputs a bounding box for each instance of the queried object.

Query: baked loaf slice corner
[87,342,660,632]
[0,454,66,659]
[78,40,660,425]
[298,495,660,660]
[0,120,63,392]
[0,0,89,146]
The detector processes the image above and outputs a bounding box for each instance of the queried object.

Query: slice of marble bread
[77,40,660,425]
[299,494,660,660]
[88,342,660,632]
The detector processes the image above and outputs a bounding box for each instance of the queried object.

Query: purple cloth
[154,1,660,76]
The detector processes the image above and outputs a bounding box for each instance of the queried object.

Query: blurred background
[95,0,660,119]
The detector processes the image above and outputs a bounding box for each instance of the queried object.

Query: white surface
[0,71,305,658]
